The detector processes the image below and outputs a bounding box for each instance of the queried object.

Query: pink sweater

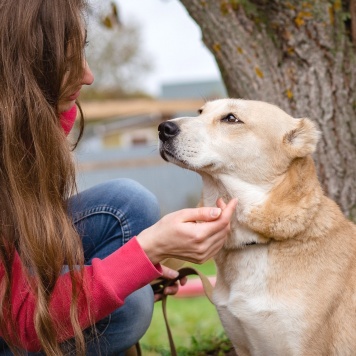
[3,238,161,351]
[60,105,77,135]
[0,107,162,351]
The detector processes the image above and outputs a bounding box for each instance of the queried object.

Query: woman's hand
[153,265,188,302]
[137,198,237,265]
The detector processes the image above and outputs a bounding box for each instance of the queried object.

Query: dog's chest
[214,245,305,355]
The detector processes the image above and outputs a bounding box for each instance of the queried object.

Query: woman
[0,0,237,355]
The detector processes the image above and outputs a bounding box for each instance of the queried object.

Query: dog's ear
[283,118,320,158]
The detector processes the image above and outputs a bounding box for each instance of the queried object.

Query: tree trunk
[179,0,356,220]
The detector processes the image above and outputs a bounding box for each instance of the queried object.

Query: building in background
[77,79,226,151]
[78,98,204,151]
[75,79,226,214]
[160,79,226,100]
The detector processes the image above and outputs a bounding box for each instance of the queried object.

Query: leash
[152,266,215,356]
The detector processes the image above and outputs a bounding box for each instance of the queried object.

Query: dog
[158,99,356,355]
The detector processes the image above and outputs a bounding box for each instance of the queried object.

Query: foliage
[140,261,234,355]
[84,2,152,98]
[142,332,234,356]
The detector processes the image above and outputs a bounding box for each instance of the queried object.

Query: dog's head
[159,99,320,185]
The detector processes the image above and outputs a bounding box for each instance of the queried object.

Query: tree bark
[351,0,356,44]
[179,0,356,220]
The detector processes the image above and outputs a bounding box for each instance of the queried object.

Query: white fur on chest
[202,174,305,354]
[214,245,305,355]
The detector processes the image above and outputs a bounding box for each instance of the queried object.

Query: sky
[113,0,221,95]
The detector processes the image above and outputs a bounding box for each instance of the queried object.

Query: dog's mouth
[159,143,217,174]
[159,143,190,168]
[159,147,174,162]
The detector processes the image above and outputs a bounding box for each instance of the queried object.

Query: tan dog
[158,99,356,355]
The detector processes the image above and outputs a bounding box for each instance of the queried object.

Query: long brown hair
[0,0,88,354]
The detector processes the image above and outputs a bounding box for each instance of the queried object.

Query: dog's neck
[200,171,272,248]
[245,156,324,240]
[201,172,271,209]
[201,156,324,243]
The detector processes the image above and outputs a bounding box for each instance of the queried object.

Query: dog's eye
[198,109,203,115]
[221,114,242,123]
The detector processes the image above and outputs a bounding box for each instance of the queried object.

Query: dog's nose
[158,121,180,142]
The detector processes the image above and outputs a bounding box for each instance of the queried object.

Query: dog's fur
[158,99,356,355]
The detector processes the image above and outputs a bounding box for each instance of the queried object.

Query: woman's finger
[178,206,222,223]
[160,265,179,280]
[216,197,227,210]
[180,276,188,286]
[164,282,179,295]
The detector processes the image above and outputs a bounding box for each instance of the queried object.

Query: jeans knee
[111,178,160,231]
[69,178,161,254]
[125,284,155,338]
[94,284,154,353]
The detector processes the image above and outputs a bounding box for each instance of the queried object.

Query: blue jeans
[0,179,160,355]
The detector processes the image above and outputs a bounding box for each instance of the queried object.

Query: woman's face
[58,58,94,113]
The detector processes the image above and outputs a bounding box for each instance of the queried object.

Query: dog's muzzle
[158,121,180,142]
[158,121,180,161]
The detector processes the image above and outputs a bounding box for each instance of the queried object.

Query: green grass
[140,261,232,355]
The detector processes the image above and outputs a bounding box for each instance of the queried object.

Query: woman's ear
[283,118,321,158]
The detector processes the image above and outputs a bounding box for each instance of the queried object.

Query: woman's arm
[6,237,161,352]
